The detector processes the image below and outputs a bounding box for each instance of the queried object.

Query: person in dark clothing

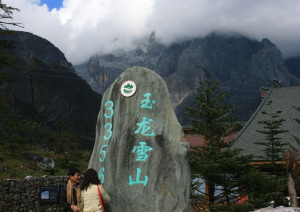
[61,168,82,212]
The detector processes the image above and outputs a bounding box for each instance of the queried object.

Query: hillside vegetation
[0,142,90,179]
[0,110,91,179]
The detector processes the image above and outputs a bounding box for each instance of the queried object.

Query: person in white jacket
[80,168,110,212]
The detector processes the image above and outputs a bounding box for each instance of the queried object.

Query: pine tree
[0,1,23,117]
[0,1,23,82]
[0,110,27,155]
[0,1,23,30]
[239,167,286,209]
[255,101,288,174]
[255,101,288,207]
[187,80,254,212]
[24,118,43,146]
[282,106,300,207]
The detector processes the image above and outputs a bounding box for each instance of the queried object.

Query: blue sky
[40,0,63,10]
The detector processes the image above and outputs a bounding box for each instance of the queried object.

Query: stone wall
[0,176,68,212]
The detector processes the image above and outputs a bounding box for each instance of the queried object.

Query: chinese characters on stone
[99,100,114,184]
[129,93,155,186]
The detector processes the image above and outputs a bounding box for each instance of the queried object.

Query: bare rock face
[88,66,190,212]
[75,34,300,124]
[0,31,101,141]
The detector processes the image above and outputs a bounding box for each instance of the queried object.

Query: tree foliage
[187,80,240,143]
[0,1,23,82]
[0,110,26,155]
[187,80,253,211]
[255,101,288,174]
[0,2,23,30]
[281,106,300,207]
[254,101,289,207]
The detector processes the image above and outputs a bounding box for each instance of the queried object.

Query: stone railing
[0,176,68,212]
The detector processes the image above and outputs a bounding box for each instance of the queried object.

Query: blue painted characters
[129,168,148,186]
[104,123,113,140]
[99,144,108,162]
[132,141,153,161]
[129,93,155,187]
[134,117,155,136]
[98,167,105,184]
[104,100,114,119]
[140,93,155,109]
[99,100,114,184]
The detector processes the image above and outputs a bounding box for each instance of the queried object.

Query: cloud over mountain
[5,0,300,64]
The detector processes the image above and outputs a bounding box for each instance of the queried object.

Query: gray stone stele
[88,66,190,212]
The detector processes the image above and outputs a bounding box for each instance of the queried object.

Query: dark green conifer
[255,101,288,174]
[187,80,253,212]
[255,101,288,207]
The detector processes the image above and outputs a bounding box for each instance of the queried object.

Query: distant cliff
[285,56,300,79]
[0,31,101,141]
[75,33,300,124]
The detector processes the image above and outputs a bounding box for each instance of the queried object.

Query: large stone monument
[89,66,190,211]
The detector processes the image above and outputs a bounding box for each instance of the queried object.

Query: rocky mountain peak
[1,31,102,144]
[149,31,156,43]
[74,33,300,124]
[261,38,275,48]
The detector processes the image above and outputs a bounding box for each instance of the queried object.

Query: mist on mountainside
[74,32,300,124]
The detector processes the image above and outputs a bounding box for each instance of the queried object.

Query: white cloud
[3,0,300,64]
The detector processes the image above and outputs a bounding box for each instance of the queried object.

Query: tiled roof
[230,86,300,160]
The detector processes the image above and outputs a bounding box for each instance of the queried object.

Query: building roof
[184,134,206,147]
[230,86,300,160]
[184,131,237,147]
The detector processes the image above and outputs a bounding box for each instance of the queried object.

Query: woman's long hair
[80,168,100,191]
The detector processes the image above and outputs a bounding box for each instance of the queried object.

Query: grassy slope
[0,143,91,179]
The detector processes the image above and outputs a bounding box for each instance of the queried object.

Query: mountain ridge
[0,30,102,144]
[74,32,300,124]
